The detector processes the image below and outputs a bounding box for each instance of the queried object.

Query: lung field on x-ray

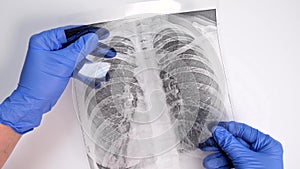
[76,9,226,169]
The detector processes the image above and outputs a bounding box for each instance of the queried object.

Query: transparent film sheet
[72,9,232,169]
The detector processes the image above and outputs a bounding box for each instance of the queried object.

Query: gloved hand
[199,121,283,169]
[0,26,115,134]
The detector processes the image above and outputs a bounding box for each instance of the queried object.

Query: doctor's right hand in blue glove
[199,121,284,169]
[0,25,116,168]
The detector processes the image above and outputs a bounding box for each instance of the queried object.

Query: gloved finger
[29,26,68,51]
[60,33,99,64]
[213,126,250,160]
[90,42,117,58]
[218,121,266,146]
[203,152,232,169]
[28,25,109,51]
[236,137,251,149]
[199,137,220,152]
[63,25,110,48]
[73,58,111,89]
[105,72,110,82]
[199,136,250,153]
[73,72,102,89]
[219,121,283,153]
[74,72,110,89]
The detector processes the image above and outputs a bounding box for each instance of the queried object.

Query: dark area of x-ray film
[72,9,230,169]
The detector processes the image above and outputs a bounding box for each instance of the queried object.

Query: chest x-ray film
[72,9,232,169]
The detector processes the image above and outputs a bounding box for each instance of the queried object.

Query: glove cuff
[0,90,51,134]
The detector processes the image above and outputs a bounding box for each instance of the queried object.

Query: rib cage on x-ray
[73,10,227,169]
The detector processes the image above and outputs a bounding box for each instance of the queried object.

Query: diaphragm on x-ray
[72,9,232,169]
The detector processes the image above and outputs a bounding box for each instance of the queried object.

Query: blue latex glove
[199,121,283,169]
[0,26,115,134]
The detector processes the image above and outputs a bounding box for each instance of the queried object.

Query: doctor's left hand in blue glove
[0,25,116,167]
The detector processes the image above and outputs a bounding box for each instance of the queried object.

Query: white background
[0,0,299,168]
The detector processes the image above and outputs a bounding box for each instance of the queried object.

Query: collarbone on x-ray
[73,9,230,169]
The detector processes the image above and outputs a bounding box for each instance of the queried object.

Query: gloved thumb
[213,126,250,161]
[63,33,99,64]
